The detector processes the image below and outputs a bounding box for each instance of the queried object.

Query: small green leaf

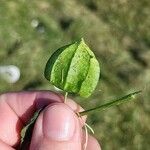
[44,38,100,98]
[20,109,42,149]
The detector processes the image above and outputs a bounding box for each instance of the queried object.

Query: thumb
[30,103,82,150]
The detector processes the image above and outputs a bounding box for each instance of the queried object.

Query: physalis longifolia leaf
[44,38,100,98]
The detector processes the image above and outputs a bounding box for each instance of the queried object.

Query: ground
[0,0,150,149]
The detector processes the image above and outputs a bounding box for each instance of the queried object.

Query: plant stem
[64,92,68,103]
[79,90,141,116]
[84,124,88,150]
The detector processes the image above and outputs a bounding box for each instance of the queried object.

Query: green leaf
[20,109,42,150]
[44,38,100,98]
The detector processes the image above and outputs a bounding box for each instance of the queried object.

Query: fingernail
[43,104,75,141]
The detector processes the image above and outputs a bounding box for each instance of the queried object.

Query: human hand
[0,91,101,150]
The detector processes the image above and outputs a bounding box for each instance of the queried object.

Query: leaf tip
[77,37,85,44]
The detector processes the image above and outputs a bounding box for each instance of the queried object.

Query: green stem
[64,92,68,103]
[79,90,141,116]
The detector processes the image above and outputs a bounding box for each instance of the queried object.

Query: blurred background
[0,0,150,149]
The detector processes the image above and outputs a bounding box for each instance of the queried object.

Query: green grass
[0,0,150,149]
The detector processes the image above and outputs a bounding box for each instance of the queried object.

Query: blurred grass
[0,0,150,149]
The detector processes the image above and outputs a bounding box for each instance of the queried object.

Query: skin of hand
[0,91,101,150]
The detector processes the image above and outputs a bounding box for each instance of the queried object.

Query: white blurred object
[0,65,20,83]
[31,19,39,28]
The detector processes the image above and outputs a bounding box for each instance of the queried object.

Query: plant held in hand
[44,38,141,149]
[20,38,141,150]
